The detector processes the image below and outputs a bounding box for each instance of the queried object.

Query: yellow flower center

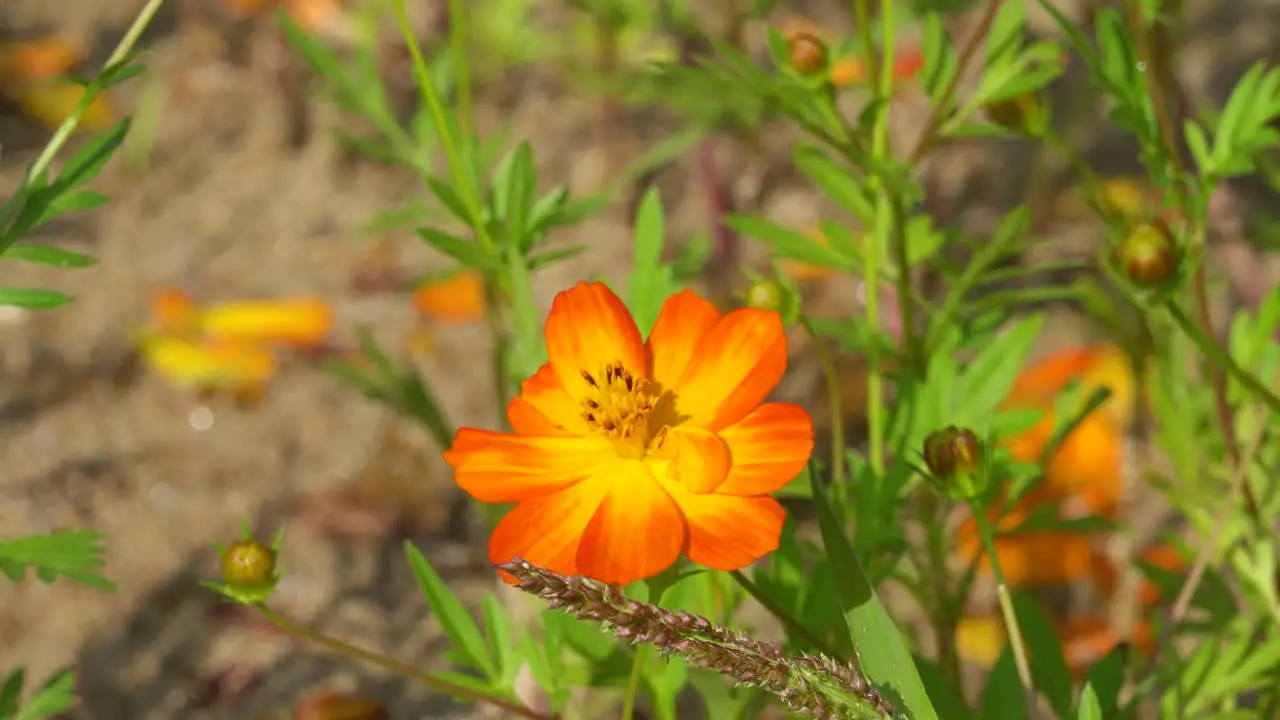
[579,361,658,459]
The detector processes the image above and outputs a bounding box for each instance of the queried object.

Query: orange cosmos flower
[444,282,814,585]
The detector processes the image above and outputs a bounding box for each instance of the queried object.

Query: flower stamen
[580,361,656,457]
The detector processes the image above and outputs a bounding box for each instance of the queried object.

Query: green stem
[729,570,842,658]
[917,491,963,687]
[970,511,1039,720]
[1165,302,1280,415]
[448,0,475,136]
[392,0,513,419]
[21,0,167,190]
[800,315,845,487]
[621,645,645,720]
[850,0,896,476]
[255,604,557,720]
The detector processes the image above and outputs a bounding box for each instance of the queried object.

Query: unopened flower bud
[787,32,828,77]
[746,278,785,312]
[984,92,1043,136]
[923,426,984,499]
[1115,221,1177,289]
[221,539,277,593]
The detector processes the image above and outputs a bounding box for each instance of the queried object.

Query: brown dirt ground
[1,0,1278,718]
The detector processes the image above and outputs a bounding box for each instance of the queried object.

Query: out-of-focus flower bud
[923,426,985,499]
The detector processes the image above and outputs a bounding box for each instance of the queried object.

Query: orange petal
[137,334,277,390]
[576,461,685,584]
[444,429,615,503]
[969,531,1104,588]
[412,270,486,323]
[670,309,788,432]
[664,483,786,571]
[0,38,84,83]
[830,57,867,87]
[645,289,722,392]
[666,427,732,494]
[514,362,590,435]
[1043,411,1123,516]
[150,286,200,333]
[489,472,613,581]
[891,47,925,82]
[1138,543,1189,608]
[544,282,646,397]
[199,298,334,348]
[717,403,814,495]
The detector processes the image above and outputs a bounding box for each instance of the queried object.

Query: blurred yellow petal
[6,80,115,132]
[198,297,335,349]
[0,37,85,84]
[136,333,277,392]
[956,614,1007,669]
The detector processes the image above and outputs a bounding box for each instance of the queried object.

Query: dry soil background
[0,0,1277,718]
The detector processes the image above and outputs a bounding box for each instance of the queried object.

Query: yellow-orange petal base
[444,282,814,585]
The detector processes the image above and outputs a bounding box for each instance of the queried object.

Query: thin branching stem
[970,511,1040,720]
[800,315,845,488]
[255,604,557,720]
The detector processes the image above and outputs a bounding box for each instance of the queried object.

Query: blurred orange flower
[957,612,1153,677]
[147,287,334,350]
[444,282,814,585]
[956,506,1108,589]
[0,37,84,83]
[198,297,334,349]
[411,270,486,323]
[830,47,925,87]
[1002,344,1135,517]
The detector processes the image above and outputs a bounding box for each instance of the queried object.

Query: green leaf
[482,593,515,683]
[628,187,668,336]
[14,669,76,720]
[955,313,1044,422]
[416,227,501,273]
[0,531,114,591]
[811,463,938,720]
[504,142,538,251]
[1011,592,1073,718]
[920,11,959,106]
[793,145,875,222]
[0,668,24,717]
[1084,645,1126,718]
[979,650,1026,720]
[985,0,1026,67]
[1076,683,1103,720]
[1,244,96,269]
[52,119,131,193]
[726,215,855,270]
[914,655,975,720]
[405,543,497,680]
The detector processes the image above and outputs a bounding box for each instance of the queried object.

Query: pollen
[579,361,656,454]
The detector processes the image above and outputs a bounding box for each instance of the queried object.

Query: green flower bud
[222,539,276,592]
[787,32,828,77]
[204,526,285,604]
[1115,221,1178,289]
